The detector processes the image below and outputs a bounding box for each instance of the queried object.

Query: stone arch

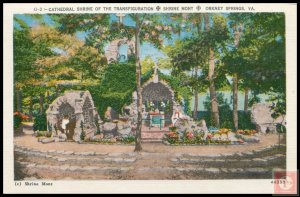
[141,82,174,125]
[105,38,135,63]
[57,102,76,140]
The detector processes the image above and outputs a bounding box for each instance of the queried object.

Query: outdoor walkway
[14,134,282,154]
[14,133,286,180]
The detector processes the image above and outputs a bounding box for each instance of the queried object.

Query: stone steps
[18,158,280,177]
[14,144,286,180]
[18,160,283,180]
[14,146,136,158]
[18,161,134,173]
[141,138,163,143]
[15,149,137,166]
[141,130,168,142]
[170,145,286,178]
[171,155,285,168]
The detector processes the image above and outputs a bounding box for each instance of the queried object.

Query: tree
[168,13,205,120]
[165,37,208,120]
[222,13,285,131]
[226,14,244,131]
[52,14,172,151]
[123,14,172,151]
[166,14,228,124]
[204,14,229,128]
[14,17,55,117]
[14,15,109,124]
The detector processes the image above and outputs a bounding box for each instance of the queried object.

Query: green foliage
[202,93,255,129]
[141,56,155,74]
[238,112,256,130]
[89,63,136,118]
[52,14,110,53]
[268,92,286,119]
[33,113,47,131]
[13,13,286,137]
[121,135,135,144]
[14,113,23,129]
[248,93,261,107]
[13,23,54,89]
[141,68,154,84]
[158,70,192,105]
[100,63,136,93]
[276,123,286,134]
[225,13,285,95]
[97,91,133,119]
[89,63,154,118]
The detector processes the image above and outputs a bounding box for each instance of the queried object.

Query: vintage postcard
[3,3,297,194]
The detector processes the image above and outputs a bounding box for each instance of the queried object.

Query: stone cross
[116,13,125,23]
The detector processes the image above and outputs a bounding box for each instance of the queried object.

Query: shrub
[121,135,135,144]
[33,113,47,131]
[14,113,22,129]
[14,112,29,129]
[89,63,136,118]
[165,131,179,144]
[238,111,256,130]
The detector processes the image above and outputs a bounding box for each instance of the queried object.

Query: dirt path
[13,132,286,180]
[14,134,282,154]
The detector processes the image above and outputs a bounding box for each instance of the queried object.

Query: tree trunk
[17,89,22,112]
[232,23,243,130]
[193,67,199,120]
[39,94,44,114]
[204,14,220,128]
[244,87,249,112]
[134,24,142,152]
[233,73,238,131]
[193,89,199,120]
[29,96,33,121]
[208,48,220,128]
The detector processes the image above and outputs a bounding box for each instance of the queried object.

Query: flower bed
[14,112,29,130]
[86,134,135,145]
[235,129,260,143]
[163,127,259,145]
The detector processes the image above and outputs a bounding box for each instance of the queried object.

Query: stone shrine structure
[104,38,135,64]
[46,90,100,141]
[251,103,286,133]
